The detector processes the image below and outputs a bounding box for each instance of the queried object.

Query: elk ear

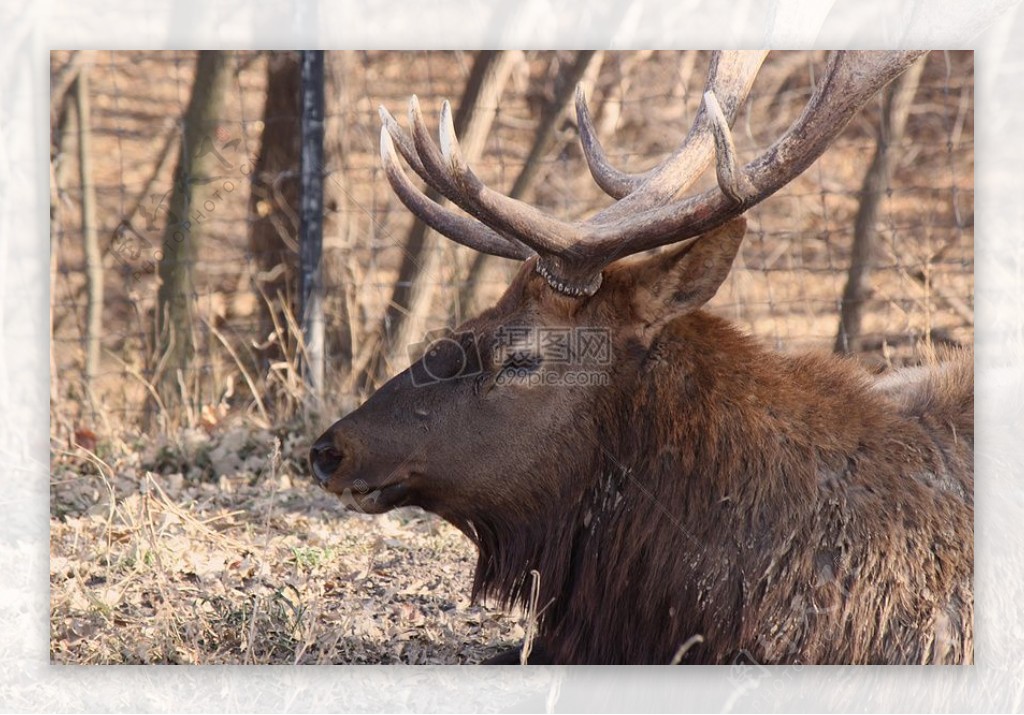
[630,217,746,329]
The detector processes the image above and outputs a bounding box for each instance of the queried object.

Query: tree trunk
[156,51,231,414]
[76,65,103,404]
[322,52,355,379]
[834,56,926,354]
[248,51,302,364]
[50,63,79,410]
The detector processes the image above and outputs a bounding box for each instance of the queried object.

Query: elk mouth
[336,479,413,514]
[321,470,417,515]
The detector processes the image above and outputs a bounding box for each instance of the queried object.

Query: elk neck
[458,309,908,658]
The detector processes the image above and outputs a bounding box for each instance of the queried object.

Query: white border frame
[7,0,1022,711]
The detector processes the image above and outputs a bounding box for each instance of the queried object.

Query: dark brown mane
[458,312,973,664]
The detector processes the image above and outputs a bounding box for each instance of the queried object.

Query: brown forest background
[50,50,973,436]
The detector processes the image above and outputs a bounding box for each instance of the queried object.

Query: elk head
[310,50,925,533]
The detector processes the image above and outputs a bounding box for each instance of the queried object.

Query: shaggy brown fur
[310,218,973,664]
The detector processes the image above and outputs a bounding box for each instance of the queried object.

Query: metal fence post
[299,50,325,403]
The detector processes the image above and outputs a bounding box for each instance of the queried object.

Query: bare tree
[248,51,301,365]
[155,51,231,413]
[834,56,926,353]
[50,55,81,410]
[321,53,355,378]
[75,60,103,402]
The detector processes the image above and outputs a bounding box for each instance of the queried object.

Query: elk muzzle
[308,424,417,514]
[309,428,367,489]
[309,434,348,487]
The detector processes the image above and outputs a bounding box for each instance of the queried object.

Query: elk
[309,51,973,664]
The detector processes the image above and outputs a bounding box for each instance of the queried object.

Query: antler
[576,50,768,208]
[380,50,927,297]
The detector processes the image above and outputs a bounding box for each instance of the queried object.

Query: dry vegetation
[50,427,526,664]
[49,50,973,664]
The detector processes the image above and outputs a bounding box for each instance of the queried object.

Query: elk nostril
[310,441,345,484]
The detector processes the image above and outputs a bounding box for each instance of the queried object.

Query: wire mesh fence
[49,50,974,437]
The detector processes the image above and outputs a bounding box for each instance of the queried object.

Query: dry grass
[50,427,524,664]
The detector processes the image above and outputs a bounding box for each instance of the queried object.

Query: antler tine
[574,83,630,199]
[381,98,541,260]
[378,104,429,184]
[382,100,499,228]
[582,51,929,257]
[704,90,748,203]
[382,95,535,243]
[379,120,532,261]
[382,98,605,295]
[577,51,768,208]
[395,96,489,212]
[431,99,583,255]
